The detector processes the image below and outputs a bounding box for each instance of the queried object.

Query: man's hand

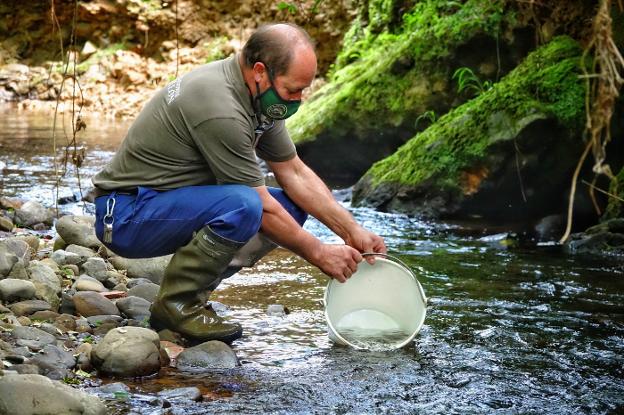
[344,226,387,264]
[310,244,363,283]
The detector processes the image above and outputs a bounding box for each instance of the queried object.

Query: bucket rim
[323,255,427,350]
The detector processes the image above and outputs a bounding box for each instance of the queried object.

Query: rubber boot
[206,233,278,291]
[149,226,245,344]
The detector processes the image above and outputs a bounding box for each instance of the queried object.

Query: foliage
[452,67,492,96]
[363,36,585,189]
[288,0,509,144]
[277,2,298,15]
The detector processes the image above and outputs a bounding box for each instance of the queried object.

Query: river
[1,107,623,414]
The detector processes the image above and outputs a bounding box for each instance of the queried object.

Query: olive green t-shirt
[92,55,296,190]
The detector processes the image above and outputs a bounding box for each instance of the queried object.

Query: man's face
[254,45,317,101]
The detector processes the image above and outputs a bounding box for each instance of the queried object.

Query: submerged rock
[176,340,240,372]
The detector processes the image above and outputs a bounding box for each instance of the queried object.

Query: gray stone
[16,234,40,254]
[73,291,120,316]
[50,249,82,266]
[127,282,159,302]
[66,244,97,262]
[109,255,172,284]
[74,275,107,292]
[126,277,155,289]
[176,340,240,372]
[0,278,36,302]
[0,374,106,414]
[81,257,109,281]
[27,262,62,309]
[10,299,52,316]
[14,200,54,227]
[0,244,18,277]
[31,344,76,379]
[12,326,56,347]
[104,270,127,288]
[0,216,13,231]
[158,386,202,402]
[55,215,101,249]
[91,326,162,377]
[116,296,151,321]
[3,238,31,263]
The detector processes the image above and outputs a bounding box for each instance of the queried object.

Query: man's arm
[266,155,386,258]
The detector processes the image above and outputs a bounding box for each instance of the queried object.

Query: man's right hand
[310,244,363,283]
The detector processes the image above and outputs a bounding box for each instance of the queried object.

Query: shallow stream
[1,108,623,414]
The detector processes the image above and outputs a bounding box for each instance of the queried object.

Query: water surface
[1,109,623,414]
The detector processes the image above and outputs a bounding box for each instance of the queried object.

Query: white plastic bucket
[324,253,427,350]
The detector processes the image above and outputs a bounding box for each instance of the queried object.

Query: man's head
[241,23,317,119]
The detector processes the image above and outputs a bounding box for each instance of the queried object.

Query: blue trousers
[94,185,307,258]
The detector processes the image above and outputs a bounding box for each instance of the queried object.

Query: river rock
[74,275,107,292]
[39,258,60,272]
[127,282,160,302]
[266,304,286,316]
[116,296,151,321]
[91,326,162,377]
[0,196,23,210]
[14,200,54,227]
[66,244,98,262]
[0,243,18,277]
[81,257,109,281]
[0,278,36,302]
[73,291,120,316]
[158,386,202,403]
[0,216,13,231]
[86,314,124,326]
[55,215,101,249]
[10,299,52,316]
[16,234,40,254]
[27,262,62,309]
[176,340,240,372]
[12,326,57,350]
[51,249,82,266]
[54,313,77,331]
[0,374,106,414]
[103,270,127,288]
[109,255,172,283]
[31,344,76,380]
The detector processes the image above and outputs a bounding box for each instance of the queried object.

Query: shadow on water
[2,111,624,414]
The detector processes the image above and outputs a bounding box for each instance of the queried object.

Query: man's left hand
[344,227,387,264]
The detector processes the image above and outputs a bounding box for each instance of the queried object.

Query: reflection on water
[2,110,624,414]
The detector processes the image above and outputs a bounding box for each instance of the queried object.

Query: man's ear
[252,62,267,83]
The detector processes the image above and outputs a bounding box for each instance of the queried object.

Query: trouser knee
[207,185,263,243]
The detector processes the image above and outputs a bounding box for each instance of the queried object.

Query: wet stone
[0,216,13,232]
[158,386,202,402]
[126,277,156,289]
[12,326,57,350]
[86,314,124,326]
[30,310,60,322]
[176,340,240,372]
[10,299,52,316]
[12,363,40,375]
[65,244,97,263]
[53,313,77,331]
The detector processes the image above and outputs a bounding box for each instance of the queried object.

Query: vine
[560,0,624,243]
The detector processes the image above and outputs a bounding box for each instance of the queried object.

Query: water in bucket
[334,308,413,351]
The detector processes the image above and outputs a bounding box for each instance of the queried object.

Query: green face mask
[254,64,301,120]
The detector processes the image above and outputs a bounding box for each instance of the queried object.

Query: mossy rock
[352,36,587,221]
[602,166,624,221]
[289,0,534,184]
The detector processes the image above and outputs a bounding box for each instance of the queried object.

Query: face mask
[254,63,301,120]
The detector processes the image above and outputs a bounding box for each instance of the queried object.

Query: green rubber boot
[150,226,245,344]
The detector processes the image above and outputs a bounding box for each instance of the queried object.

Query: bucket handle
[362,252,428,306]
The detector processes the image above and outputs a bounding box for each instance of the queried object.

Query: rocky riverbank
[0,195,276,413]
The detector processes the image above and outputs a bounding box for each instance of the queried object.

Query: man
[92,23,386,344]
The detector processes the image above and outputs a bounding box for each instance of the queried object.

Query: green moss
[365,36,585,189]
[288,0,507,144]
[603,166,624,220]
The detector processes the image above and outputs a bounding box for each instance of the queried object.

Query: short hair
[242,23,315,78]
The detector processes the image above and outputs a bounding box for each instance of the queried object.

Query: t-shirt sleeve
[255,120,297,162]
[191,118,265,187]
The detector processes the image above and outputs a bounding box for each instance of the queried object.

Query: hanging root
[560,0,624,243]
